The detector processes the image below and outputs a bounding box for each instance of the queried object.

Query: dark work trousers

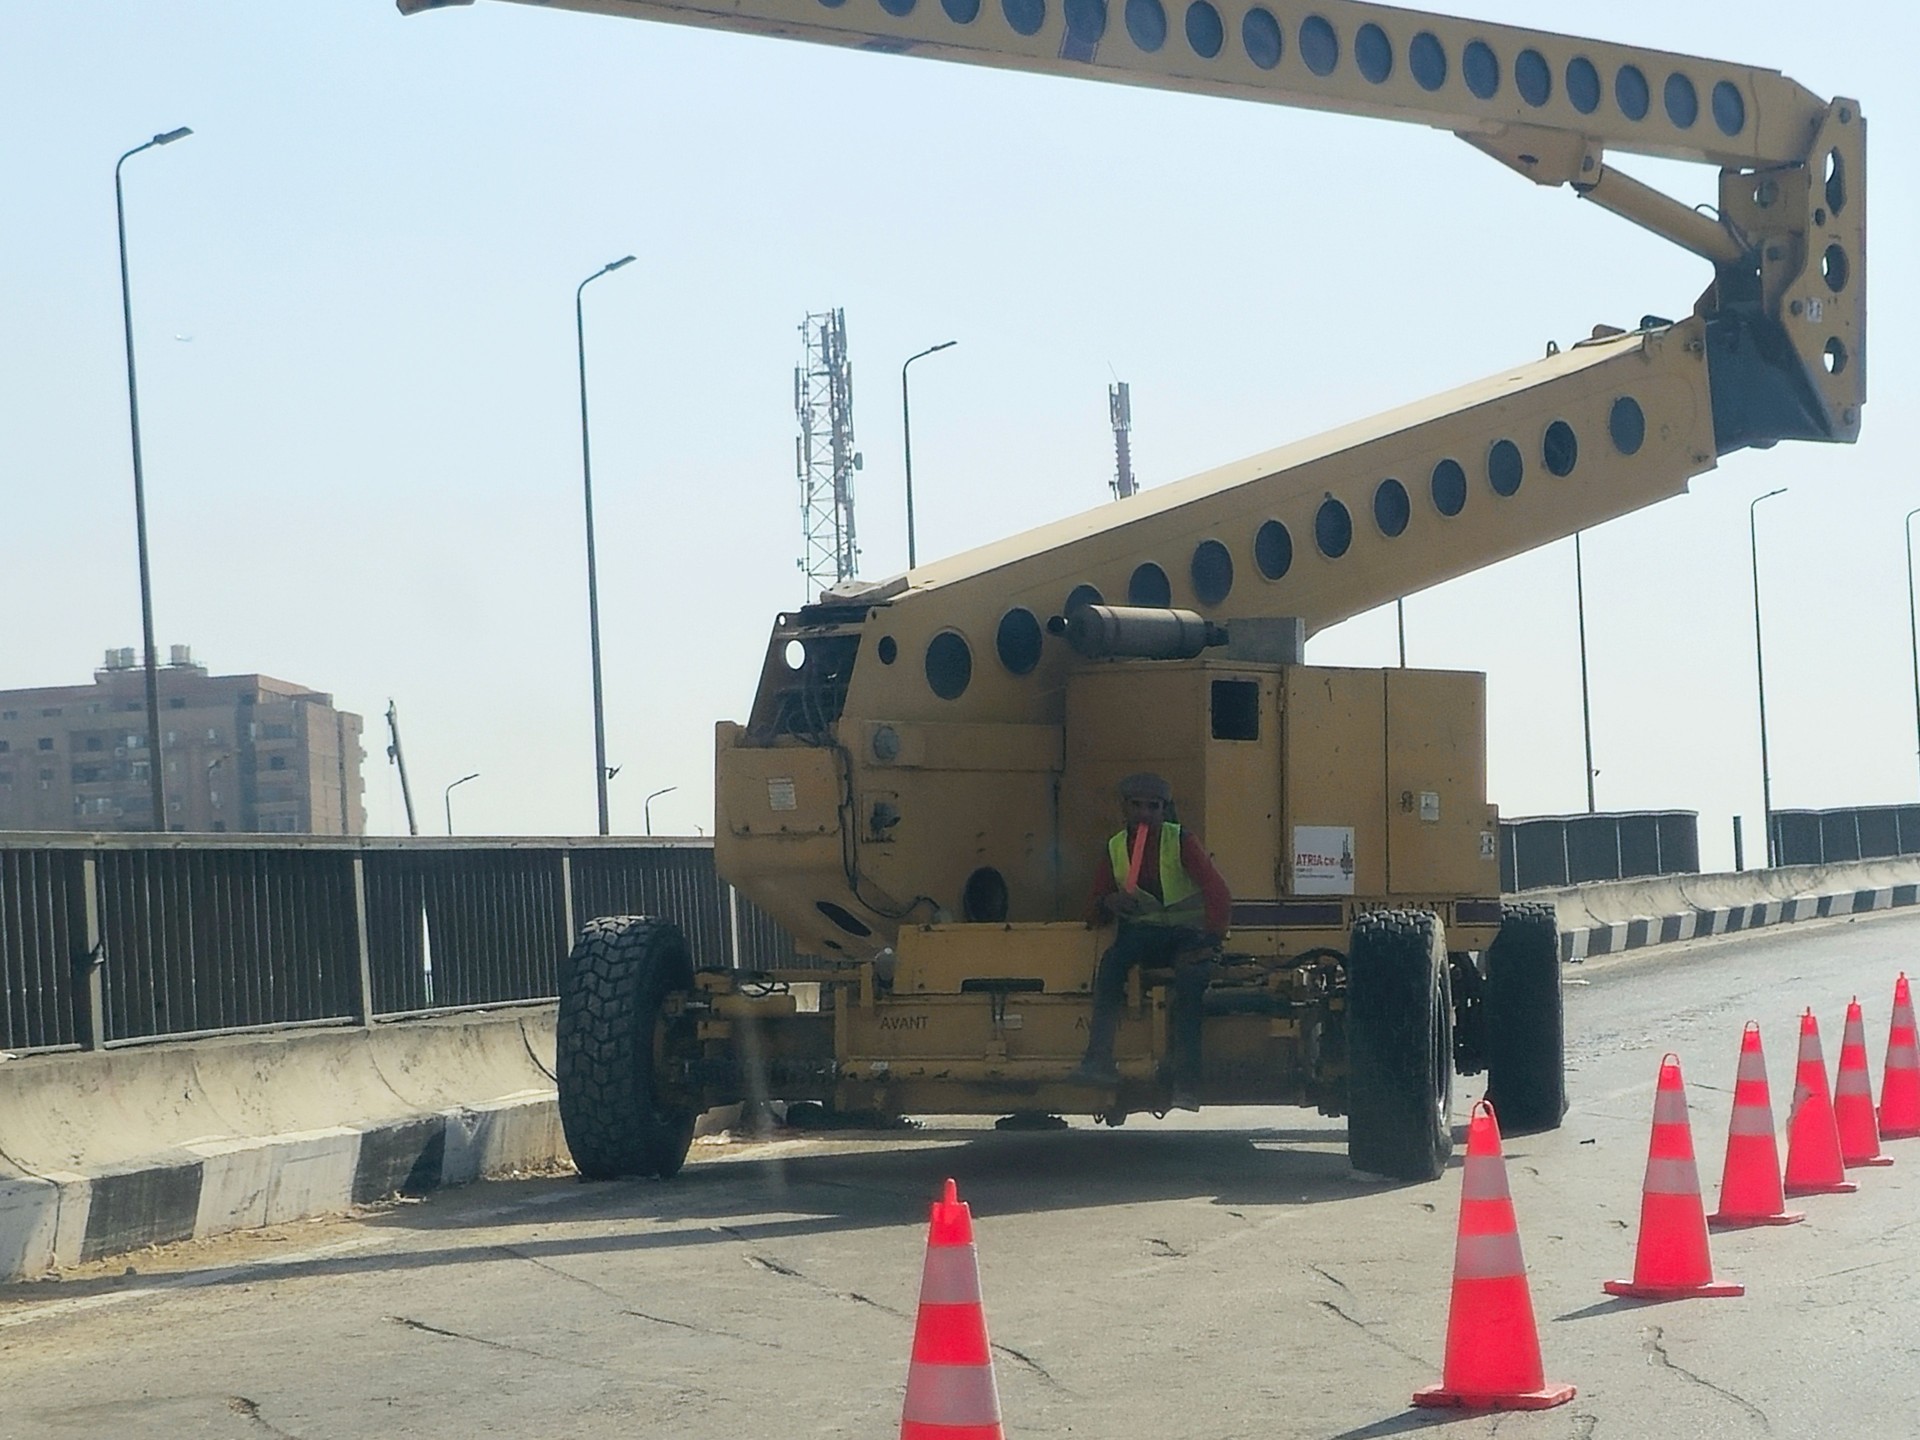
[1083,923,1214,1086]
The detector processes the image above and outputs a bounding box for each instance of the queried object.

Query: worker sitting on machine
[1071,772,1231,1109]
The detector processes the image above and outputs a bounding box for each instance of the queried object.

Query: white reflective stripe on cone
[1800,1036,1824,1064]
[1453,1230,1525,1279]
[1653,1087,1690,1125]
[902,1364,1002,1426]
[1890,1042,1920,1067]
[1643,1156,1701,1195]
[917,1246,984,1306]
[1835,1068,1873,1096]
[1460,1156,1510,1201]
[1728,1104,1776,1136]
[1737,1051,1768,1084]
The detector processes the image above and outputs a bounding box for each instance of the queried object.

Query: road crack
[1314,1299,1429,1367]
[494,1245,628,1303]
[1641,1325,1770,1430]
[716,1226,911,1318]
[621,1309,785,1350]
[227,1396,300,1439]
[386,1315,610,1374]
[1307,1263,1351,1295]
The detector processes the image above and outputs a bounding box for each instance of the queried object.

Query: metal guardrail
[0,835,793,1055]
[1500,811,1701,893]
[1772,805,1920,868]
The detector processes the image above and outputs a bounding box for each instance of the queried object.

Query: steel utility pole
[385,700,419,836]
[116,125,193,831]
[444,772,479,836]
[1750,487,1788,866]
[576,254,635,837]
[1575,531,1596,812]
[901,340,956,570]
[1906,507,1920,796]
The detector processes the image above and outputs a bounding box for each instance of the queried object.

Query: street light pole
[116,125,192,832]
[643,784,678,837]
[901,340,957,570]
[1575,530,1596,813]
[444,772,480,836]
[1750,487,1788,867]
[577,255,635,837]
[1906,507,1920,797]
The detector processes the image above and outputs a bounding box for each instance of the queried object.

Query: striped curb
[0,1094,564,1284]
[1558,883,1920,963]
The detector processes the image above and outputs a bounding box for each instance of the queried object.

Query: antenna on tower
[1109,381,1136,499]
[795,309,862,598]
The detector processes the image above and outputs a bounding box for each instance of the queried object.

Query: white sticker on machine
[767,777,798,812]
[1293,825,1357,895]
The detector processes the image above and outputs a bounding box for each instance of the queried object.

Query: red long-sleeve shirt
[1086,826,1232,937]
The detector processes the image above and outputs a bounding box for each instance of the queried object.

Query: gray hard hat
[1117,771,1173,802]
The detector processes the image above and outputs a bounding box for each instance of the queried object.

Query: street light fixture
[644,785,677,837]
[1906,507,1920,797]
[116,125,193,831]
[444,772,480,836]
[1749,487,1788,866]
[901,340,957,570]
[577,254,636,839]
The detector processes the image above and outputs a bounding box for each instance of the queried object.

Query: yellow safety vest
[1108,822,1204,925]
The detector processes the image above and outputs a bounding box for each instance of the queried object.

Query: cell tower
[795,309,861,596]
[1109,381,1136,499]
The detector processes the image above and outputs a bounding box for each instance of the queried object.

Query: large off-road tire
[556,915,698,1181]
[1483,902,1567,1133]
[1347,910,1454,1182]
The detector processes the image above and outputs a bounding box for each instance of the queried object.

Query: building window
[131,762,149,781]
[268,755,287,771]
[37,737,53,751]
[124,701,142,712]
[40,708,61,717]
[1,710,16,720]
[0,740,9,753]
[206,728,219,742]
[85,736,102,751]
[168,697,186,709]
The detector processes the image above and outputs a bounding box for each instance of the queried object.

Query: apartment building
[0,647,366,834]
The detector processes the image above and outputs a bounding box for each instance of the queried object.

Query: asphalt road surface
[5,908,1919,1438]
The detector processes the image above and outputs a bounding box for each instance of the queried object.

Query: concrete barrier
[0,1009,565,1282]
[7,855,1918,1283]
[1539,855,1920,961]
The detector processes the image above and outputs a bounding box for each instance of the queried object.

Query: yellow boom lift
[403,0,1865,1180]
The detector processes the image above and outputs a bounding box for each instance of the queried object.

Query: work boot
[1072,989,1124,1085]
[1169,1086,1200,1113]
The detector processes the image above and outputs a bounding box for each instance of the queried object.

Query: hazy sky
[3,2,1914,866]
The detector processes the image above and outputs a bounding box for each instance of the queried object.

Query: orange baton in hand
[1124,823,1148,892]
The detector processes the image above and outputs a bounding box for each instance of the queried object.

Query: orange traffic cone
[1784,1009,1858,1197]
[1412,1101,1575,1411]
[1879,973,1920,1140]
[1604,1054,1743,1299]
[1708,1022,1804,1229]
[901,1179,1004,1440]
[1835,998,1894,1168]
